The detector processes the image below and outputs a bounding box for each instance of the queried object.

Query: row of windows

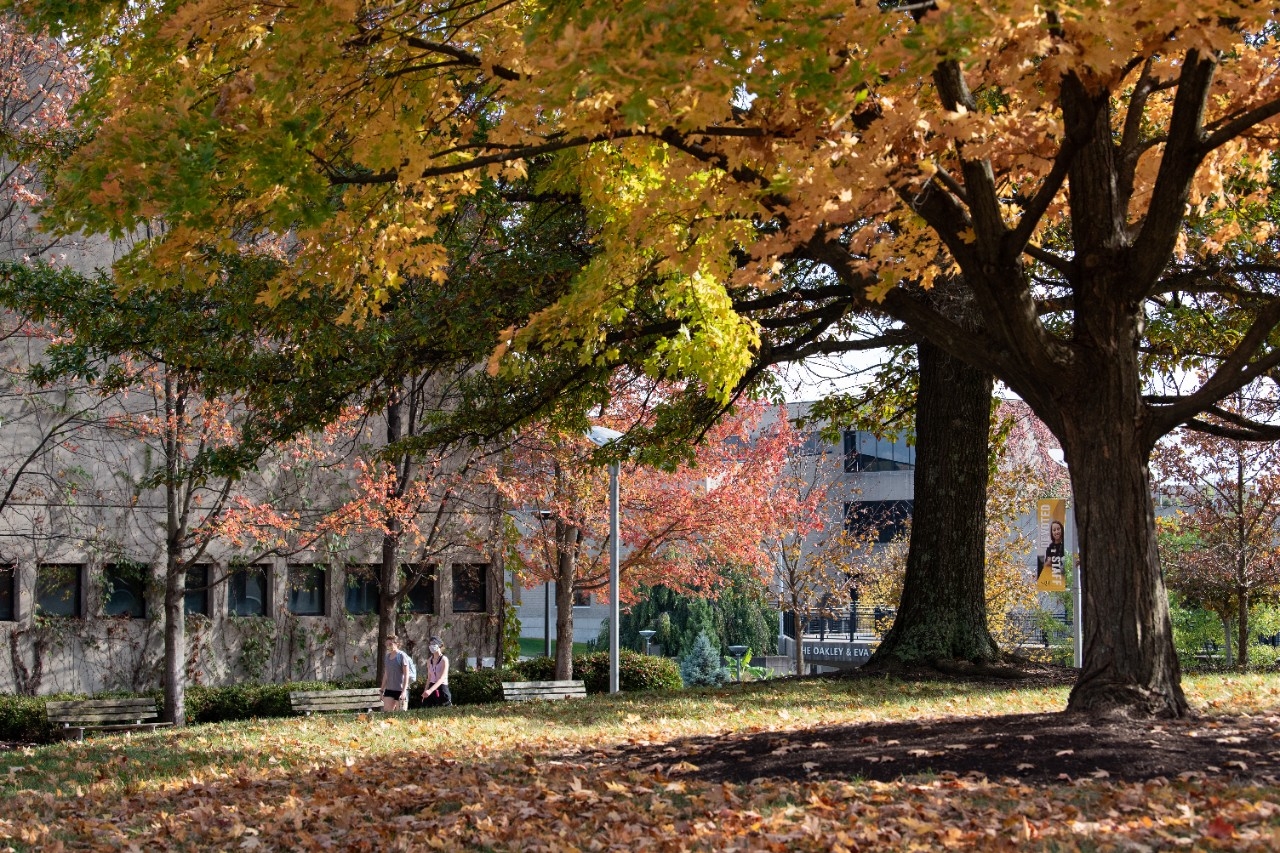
[843,430,916,473]
[0,562,489,621]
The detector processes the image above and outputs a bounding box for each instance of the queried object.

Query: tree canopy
[14,1,1280,715]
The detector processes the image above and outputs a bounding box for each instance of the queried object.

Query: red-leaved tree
[1153,385,1280,669]
[495,395,795,680]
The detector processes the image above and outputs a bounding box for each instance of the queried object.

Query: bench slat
[289,689,384,699]
[48,712,161,724]
[501,680,587,702]
[290,688,383,715]
[47,699,159,712]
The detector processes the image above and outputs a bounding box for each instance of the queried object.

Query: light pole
[586,425,623,694]
[727,645,748,682]
[536,509,553,658]
[638,629,656,656]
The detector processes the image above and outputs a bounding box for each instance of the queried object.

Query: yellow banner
[1036,499,1068,592]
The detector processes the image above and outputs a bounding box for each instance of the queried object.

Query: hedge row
[0,652,682,742]
[507,650,684,693]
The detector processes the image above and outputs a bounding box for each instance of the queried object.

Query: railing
[1006,612,1072,648]
[785,606,896,642]
[783,607,1073,647]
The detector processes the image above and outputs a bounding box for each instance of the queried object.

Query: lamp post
[585,425,624,694]
[727,645,748,682]
[638,629,656,656]
[536,509,553,658]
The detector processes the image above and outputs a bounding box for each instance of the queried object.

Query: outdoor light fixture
[585,425,624,694]
[536,509,553,658]
[638,629,656,656]
[727,645,748,682]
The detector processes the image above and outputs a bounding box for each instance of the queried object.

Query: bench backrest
[46,698,161,726]
[289,687,383,713]
[501,680,587,701]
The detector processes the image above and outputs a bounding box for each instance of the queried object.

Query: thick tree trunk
[553,524,580,680]
[1062,374,1188,716]
[868,340,999,667]
[161,556,185,726]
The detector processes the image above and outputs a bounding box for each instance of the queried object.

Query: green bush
[185,680,361,724]
[509,651,681,693]
[507,656,556,682]
[440,669,504,706]
[0,693,59,743]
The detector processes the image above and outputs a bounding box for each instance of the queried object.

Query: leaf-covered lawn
[3,674,1279,850]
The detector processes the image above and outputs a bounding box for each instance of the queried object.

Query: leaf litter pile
[4,672,1280,851]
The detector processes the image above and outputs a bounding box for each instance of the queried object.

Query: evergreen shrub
[680,632,729,687]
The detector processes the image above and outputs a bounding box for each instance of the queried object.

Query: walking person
[381,635,411,712]
[420,636,452,707]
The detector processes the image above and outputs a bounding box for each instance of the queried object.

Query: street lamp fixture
[585,425,624,694]
[638,629,656,656]
[727,645,748,682]
[536,509,553,658]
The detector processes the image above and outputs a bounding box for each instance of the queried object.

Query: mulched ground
[617,667,1280,787]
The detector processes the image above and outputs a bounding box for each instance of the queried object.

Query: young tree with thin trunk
[1154,386,1280,669]
[496,394,793,680]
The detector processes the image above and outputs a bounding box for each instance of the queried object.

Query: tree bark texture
[1060,346,1187,716]
[554,523,580,680]
[162,558,185,726]
[376,391,405,686]
[869,340,999,667]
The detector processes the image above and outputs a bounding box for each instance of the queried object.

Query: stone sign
[802,641,874,669]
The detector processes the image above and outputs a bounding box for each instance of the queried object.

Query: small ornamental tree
[763,428,841,677]
[1153,386,1280,669]
[495,389,793,680]
[679,632,727,688]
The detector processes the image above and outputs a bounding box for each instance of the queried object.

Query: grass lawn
[3,674,1279,850]
[516,637,595,658]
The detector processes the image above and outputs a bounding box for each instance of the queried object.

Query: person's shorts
[383,688,404,700]
[423,685,452,707]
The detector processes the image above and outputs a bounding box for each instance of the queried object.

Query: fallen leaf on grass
[1202,817,1236,840]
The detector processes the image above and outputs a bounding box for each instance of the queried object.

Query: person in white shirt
[420,636,452,707]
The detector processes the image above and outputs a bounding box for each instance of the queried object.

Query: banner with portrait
[1036,498,1068,592]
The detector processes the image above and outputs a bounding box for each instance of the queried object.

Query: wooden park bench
[289,687,384,716]
[501,680,587,702]
[45,697,172,741]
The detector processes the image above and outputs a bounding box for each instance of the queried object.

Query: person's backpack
[402,651,418,684]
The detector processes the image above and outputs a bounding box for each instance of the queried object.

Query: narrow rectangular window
[104,562,148,619]
[404,564,436,614]
[452,563,487,613]
[0,564,15,621]
[345,564,379,615]
[228,565,269,617]
[36,564,82,618]
[573,588,592,608]
[287,564,326,616]
[185,565,209,617]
